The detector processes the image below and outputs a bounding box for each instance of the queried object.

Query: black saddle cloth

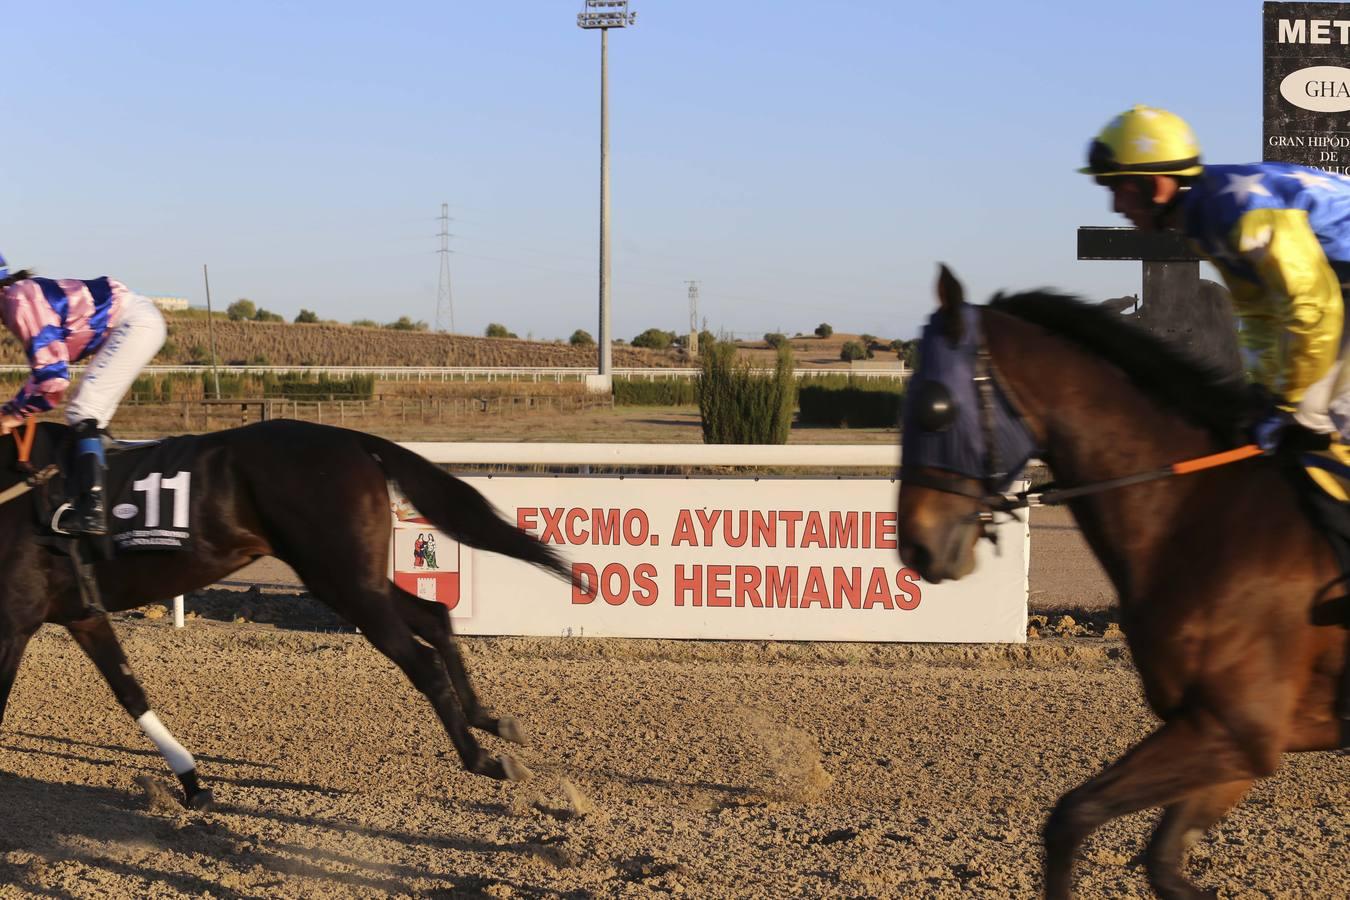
[19,427,205,556]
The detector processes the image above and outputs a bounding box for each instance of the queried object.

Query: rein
[0,420,60,508]
[993,444,1265,511]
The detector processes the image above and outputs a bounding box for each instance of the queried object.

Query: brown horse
[896,266,1345,900]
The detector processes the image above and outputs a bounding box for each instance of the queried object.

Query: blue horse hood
[901,305,1037,491]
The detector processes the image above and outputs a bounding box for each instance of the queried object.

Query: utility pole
[685,280,700,356]
[201,264,221,399]
[436,203,455,333]
[577,0,637,388]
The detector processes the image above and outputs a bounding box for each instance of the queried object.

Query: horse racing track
[1,607,1345,899]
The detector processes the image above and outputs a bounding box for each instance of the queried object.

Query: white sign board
[392,476,1028,644]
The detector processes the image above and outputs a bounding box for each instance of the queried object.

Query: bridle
[900,312,1267,547]
[899,324,1038,547]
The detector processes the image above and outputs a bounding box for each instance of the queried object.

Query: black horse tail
[359,435,576,585]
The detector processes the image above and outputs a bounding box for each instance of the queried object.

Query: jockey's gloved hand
[1251,407,1297,453]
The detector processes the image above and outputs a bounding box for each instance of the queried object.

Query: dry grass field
[0,317,904,371]
[102,404,902,444]
[731,332,907,370]
[0,319,681,369]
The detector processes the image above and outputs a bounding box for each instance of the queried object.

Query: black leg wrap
[176,769,214,810]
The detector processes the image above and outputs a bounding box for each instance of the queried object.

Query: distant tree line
[215,306,920,361]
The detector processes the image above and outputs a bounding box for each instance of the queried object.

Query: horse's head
[896,266,1038,583]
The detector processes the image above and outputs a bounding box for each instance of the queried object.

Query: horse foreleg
[1043,713,1276,900]
[0,629,37,729]
[1145,779,1253,900]
[392,586,526,745]
[64,616,214,810]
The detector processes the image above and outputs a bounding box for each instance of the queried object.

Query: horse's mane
[986,290,1257,442]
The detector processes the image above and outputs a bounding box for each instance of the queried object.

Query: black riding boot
[59,419,108,537]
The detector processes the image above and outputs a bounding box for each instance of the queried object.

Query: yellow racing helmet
[1080,105,1203,179]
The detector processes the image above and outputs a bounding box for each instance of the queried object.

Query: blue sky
[3,1,1263,342]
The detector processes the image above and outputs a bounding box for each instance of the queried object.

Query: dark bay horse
[0,420,574,808]
[896,267,1345,899]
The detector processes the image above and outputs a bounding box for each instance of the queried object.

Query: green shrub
[897,339,919,368]
[569,329,595,346]
[129,371,376,402]
[840,341,867,362]
[632,328,676,350]
[697,344,795,444]
[797,377,905,428]
[763,332,788,350]
[614,377,697,406]
[814,323,833,338]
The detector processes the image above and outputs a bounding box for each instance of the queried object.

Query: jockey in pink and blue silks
[0,253,166,536]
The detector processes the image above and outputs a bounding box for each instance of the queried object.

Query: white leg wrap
[136,710,196,775]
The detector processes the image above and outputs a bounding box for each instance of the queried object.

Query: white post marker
[174,595,184,628]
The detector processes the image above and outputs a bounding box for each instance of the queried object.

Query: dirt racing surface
[0,509,1345,898]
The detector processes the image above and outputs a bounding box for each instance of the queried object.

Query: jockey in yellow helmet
[1082,105,1350,453]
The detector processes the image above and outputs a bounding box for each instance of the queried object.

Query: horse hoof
[500,755,532,782]
[498,716,528,746]
[185,788,215,811]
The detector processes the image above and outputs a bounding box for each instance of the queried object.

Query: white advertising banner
[392,476,1027,643]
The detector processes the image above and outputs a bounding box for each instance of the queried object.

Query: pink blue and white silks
[0,278,166,428]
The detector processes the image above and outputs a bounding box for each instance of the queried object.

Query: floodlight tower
[577,0,637,381]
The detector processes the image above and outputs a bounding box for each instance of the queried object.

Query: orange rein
[1012,443,1270,509]
[0,419,47,508]
[13,418,36,465]
[1169,444,1264,476]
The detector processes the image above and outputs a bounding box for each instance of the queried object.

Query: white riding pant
[65,293,166,429]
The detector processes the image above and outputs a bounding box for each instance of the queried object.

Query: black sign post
[1264,2,1350,172]
[1076,228,1242,375]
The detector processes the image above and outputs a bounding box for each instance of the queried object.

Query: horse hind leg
[64,616,214,810]
[1145,779,1252,900]
[391,585,526,745]
[314,580,528,781]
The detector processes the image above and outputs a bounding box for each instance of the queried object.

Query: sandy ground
[0,510,1344,898]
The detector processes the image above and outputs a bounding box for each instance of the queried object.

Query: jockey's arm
[1,344,70,421]
[1229,208,1344,404]
[1,283,71,419]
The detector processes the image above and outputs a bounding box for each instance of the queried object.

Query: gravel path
[0,512,1343,898]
